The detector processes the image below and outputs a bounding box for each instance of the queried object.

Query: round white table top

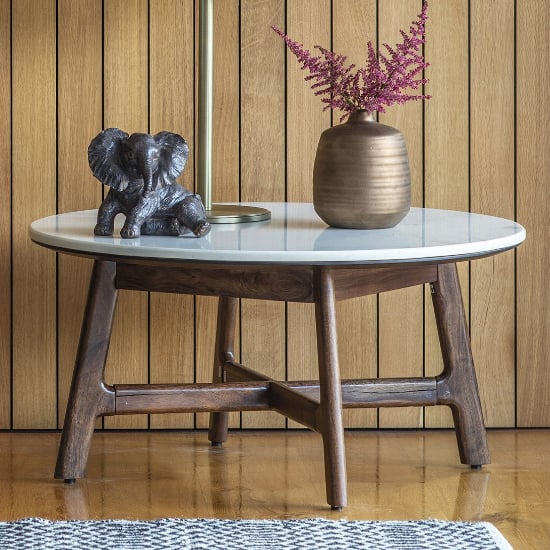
[30,202,525,265]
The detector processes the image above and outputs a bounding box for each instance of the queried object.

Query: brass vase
[313,110,411,229]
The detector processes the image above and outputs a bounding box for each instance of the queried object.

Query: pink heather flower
[272,0,430,120]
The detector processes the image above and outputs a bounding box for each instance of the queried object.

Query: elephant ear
[88,128,130,191]
[154,131,189,185]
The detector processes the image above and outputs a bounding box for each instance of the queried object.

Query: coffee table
[30,203,525,509]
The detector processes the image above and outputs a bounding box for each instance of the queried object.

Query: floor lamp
[198,0,270,223]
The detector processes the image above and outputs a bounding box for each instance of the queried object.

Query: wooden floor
[0,430,549,548]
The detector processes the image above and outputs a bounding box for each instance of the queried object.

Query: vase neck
[347,110,376,123]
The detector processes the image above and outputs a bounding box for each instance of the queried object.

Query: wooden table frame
[55,256,490,510]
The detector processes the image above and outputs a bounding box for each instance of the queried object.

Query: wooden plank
[516,0,550,426]
[195,0,241,429]
[240,0,285,204]
[469,1,515,427]
[211,0,241,204]
[423,0,469,429]
[333,265,436,302]
[285,0,331,203]
[240,300,286,428]
[332,0,378,428]
[148,0,195,429]
[0,0,11,428]
[240,0,286,428]
[285,0,331,429]
[115,382,271,414]
[103,0,149,429]
[11,0,57,429]
[147,291,195,430]
[224,361,271,382]
[287,300,318,425]
[295,378,437,408]
[56,0,103,429]
[270,382,319,430]
[378,0,425,429]
[116,263,315,302]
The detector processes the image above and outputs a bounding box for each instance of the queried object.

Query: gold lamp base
[206,204,271,224]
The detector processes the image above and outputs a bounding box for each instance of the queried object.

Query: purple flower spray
[272,0,430,120]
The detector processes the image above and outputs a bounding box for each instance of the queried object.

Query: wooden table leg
[54,260,117,481]
[208,296,239,446]
[431,262,491,467]
[315,269,347,510]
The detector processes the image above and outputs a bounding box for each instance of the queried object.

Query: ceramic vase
[313,110,411,229]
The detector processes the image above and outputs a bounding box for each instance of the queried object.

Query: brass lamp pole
[197,0,270,223]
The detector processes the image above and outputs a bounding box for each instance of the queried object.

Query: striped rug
[0,517,512,549]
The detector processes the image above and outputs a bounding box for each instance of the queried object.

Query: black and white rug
[0,517,512,550]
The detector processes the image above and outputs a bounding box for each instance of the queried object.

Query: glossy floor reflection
[0,430,548,548]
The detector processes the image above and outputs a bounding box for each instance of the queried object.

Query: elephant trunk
[123,133,160,196]
[140,156,155,197]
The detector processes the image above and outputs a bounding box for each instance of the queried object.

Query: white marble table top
[30,202,525,265]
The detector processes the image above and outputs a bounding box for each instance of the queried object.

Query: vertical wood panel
[211,0,241,204]
[240,0,286,204]
[285,0,331,203]
[517,0,550,426]
[470,1,515,427]
[424,0,469,429]
[332,0,378,428]
[285,0,330,428]
[57,0,103,428]
[195,0,241,429]
[240,0,286,428]
[12,0,57,429]
[378,0,425,429]
[148,0,195,429]
[103,0,149,429]
[0,0,11,428]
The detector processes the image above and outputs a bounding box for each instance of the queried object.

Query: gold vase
[313,110,411,229]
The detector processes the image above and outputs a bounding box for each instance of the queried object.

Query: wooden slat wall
[240,0,286,429]
[102,0,150,430]
[2,0,549,430]
[470,0,516,427]
[423,0,469,430]
[516,0,550,426]
[378,0,424,430]
[332,0,378,429]
[0,0,11,428]
[57,0,103,428]
[195,0,241,430]
[148,0,196,429]
[12,0,57,428]
[286,0,330,430]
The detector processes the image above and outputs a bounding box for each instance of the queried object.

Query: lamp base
[206,204,271,224]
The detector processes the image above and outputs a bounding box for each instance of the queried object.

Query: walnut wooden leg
[54,260,117,481]
[208,296,239,446]
[431,263,490,467]
[315,269,347,510]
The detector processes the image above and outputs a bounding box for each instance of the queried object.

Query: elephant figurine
[88,128,210,238]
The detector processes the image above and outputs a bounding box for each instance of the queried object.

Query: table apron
[115,262,438,302]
